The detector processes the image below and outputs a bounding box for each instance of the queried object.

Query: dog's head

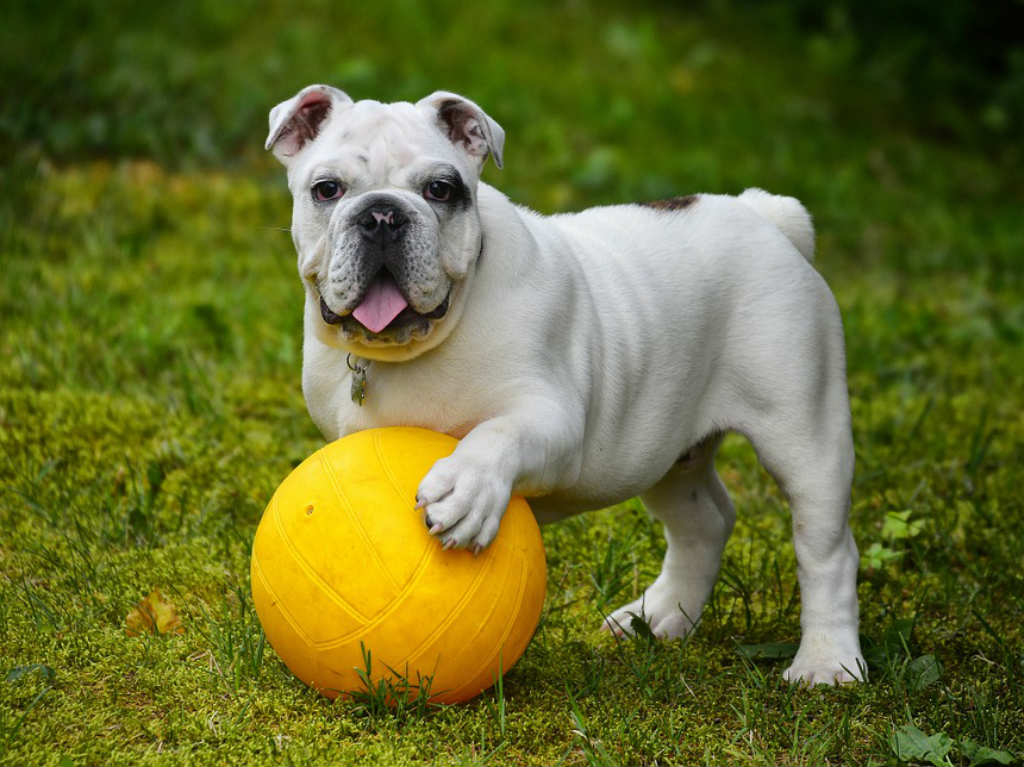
[266,85,504,361]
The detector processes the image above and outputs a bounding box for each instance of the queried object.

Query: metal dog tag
[347,355,368,406]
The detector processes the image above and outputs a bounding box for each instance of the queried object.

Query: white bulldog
[266,84,865,685]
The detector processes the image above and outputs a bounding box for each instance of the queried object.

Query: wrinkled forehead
[294,99,463,183]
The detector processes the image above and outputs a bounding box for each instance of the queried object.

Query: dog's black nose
[357,204,408,244]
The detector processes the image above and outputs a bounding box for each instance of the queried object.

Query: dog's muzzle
[319,277,451,344]
[316,194,452,343]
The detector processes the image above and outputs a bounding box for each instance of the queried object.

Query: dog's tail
[738,187,815,263]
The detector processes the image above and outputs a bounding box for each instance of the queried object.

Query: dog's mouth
[318,271,450,344]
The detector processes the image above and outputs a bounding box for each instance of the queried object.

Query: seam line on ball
[251,535,316,646]
[447,551,531,701]
[320,449,403,594]
[308,541,437,650]
[396,540,496,676]
[270,491,369,625]
[372,428,442,589]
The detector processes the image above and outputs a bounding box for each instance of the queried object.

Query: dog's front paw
[416,454,512,551]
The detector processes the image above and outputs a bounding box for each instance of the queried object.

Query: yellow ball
[250,426,547,704]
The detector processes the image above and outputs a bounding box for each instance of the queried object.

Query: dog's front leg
[416,399,583,551]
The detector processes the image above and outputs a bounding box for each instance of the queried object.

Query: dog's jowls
[266,84,865,686]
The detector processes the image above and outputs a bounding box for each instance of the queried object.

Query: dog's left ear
[265,84,353,163]
[417,91,504,169]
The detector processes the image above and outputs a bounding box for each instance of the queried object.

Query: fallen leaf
[126,588,184,636]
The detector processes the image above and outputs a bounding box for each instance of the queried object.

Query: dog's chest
[304,347,496,442]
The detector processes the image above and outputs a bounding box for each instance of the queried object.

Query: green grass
[2,1,1023,765]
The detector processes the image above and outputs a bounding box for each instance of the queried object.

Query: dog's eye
[312,180,345,202]
[424,180,453,202]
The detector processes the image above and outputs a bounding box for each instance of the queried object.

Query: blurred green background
[3,0,1022,274]
[1,1,1022,765]
[4,0,1024,165]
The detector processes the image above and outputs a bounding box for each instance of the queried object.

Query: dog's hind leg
[603,435,734,639]
[742,386,865,685]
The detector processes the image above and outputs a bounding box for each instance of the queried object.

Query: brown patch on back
[639,194,699,211]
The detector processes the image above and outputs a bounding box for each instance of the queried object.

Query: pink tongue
[352,276,409,333]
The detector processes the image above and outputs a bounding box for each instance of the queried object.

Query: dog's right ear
[265,84,352,163]
[416,91,504,170]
